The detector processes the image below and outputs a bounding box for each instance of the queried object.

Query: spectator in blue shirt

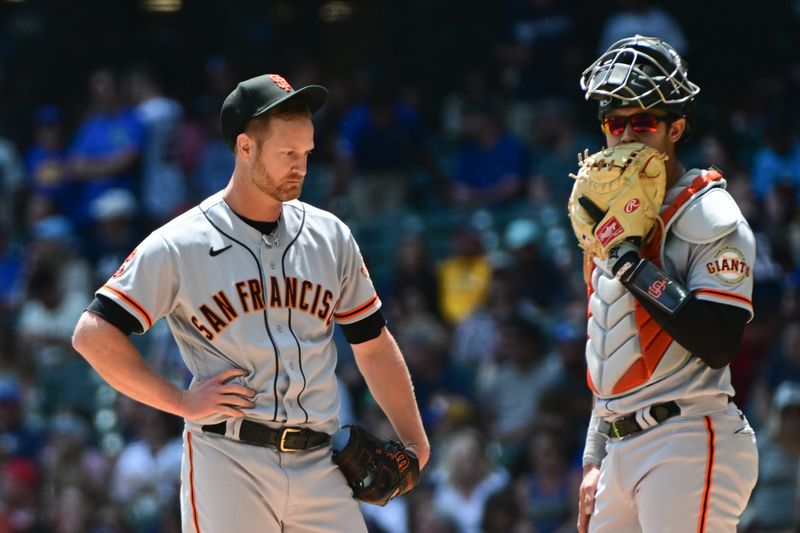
[24,105,77,224]
[750,116,800,201]
[68,68,143,227]
[0,375,44,462]
[332,80,446,218]
[450,102,529,208]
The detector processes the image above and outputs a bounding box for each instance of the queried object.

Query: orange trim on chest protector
[642,170,725,265]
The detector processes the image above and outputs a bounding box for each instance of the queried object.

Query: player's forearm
[609,247,749,369]
[582,410,608,467]
[633,293,747,369]
[72,311,187,416]
[352,328,430,467]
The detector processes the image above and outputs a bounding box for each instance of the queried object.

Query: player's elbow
[71,312,91,354]
[72,311,104,356]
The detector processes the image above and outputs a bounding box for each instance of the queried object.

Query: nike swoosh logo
[209,245,232,257]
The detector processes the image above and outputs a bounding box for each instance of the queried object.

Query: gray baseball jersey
[97,193,380,532]
[584,169,758,532]
[99,192,380,435]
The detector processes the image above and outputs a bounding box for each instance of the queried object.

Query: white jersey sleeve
[97,232,179,333]
[332,230,381,326]
[671,188,756,319]
[684,224,755,319]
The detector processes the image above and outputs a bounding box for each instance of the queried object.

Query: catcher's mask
[580,35,700,141]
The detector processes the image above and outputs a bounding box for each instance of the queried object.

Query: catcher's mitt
[332,425,420,506]
[568,142,668,260]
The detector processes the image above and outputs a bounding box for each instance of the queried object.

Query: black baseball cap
[220,73,328,150]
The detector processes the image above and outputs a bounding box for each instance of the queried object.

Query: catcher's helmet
[580,35,700,132]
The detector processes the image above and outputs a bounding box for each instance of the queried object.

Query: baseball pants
[590,403,758,533]
[180,430,368,533]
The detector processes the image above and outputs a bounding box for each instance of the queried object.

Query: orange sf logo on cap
[270,75,293,93]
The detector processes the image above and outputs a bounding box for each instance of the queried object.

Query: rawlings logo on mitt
[332,425,420,506]
[568,142,668,260]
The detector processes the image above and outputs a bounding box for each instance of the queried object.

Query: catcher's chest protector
[585,170,725,398]
[586,264,690,397]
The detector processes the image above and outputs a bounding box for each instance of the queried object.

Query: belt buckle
[279,427,303,452]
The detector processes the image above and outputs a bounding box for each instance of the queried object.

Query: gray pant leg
[590,451,642,533]
[281,445,368,533]
[180,431,367,533]
[636,407,757,533]
[180,431,284,533]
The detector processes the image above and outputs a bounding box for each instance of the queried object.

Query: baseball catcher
[333,425,421,506]
[572,35,758,533]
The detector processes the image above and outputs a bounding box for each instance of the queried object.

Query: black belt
[202,420,331,452]
[605,401,681,439]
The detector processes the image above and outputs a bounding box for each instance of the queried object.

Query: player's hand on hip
[180,368,256,419]
[577,463,601,533]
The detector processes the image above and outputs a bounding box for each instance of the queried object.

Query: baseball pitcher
[72,73,429,532]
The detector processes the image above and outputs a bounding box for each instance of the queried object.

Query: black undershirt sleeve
[87,294,143,336]
[340,309,386,344]
[633,294,749,369]
[88,293,386,344]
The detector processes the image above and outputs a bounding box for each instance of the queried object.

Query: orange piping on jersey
[187,432,201,533]
[694,288,752,307]
[697,416,716,533]
[101,284,153,329]
[333,294,379,320]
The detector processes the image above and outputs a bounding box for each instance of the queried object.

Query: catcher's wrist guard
[608,240,640,279]
[332,425,420,506]
[619,258,690,316]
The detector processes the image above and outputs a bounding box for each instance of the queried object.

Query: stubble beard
[250,159,303,203]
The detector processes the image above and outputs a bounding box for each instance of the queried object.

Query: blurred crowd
[1,0,800,531]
